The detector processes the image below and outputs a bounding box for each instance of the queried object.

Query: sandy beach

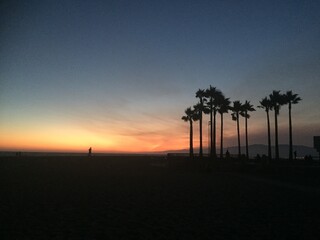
[1,156,320,239]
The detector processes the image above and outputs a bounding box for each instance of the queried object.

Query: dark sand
[1,156,320,239]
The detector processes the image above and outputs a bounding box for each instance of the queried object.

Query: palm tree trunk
[199,111,203,158]
[275,111,279,160]
[220,113,224,159]
[210,101,213,158]
[190,120,193,159]
[213,109,217,159]
[267,110,271,160]
[237,113,241,158]
[245,115,249,160]
[289,103,293,161]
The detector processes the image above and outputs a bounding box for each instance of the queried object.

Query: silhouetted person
[255,154,261,162]
[294,151,297,160]
[225,149,230,159]
[88,147,92,157]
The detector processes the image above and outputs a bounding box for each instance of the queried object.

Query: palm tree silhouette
[193,102,204,158]
[195,89,207,158]
[241,101,255,159]
[217,95,231,159]
[182,107,196,159]
[284,91,301,161]
[269,90,286,160]
[258,97,272,160]
[231,101,243,158]
[205,85,222,159]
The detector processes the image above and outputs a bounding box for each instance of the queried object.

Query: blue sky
[1,0,320,152]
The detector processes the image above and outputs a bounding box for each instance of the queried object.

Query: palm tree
[195,89,206,158]
[204,85,222,159]
[241,101,255,159]
[182,107,196,159]
[284,91,301,161]
[204,86,215,159]
[193,102,204,158]
[217,96,230,159]
[269,90,286,160]
[231,101,243,158]
[258,97,272,160]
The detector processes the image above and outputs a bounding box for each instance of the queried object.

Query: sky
[1,0,320,153]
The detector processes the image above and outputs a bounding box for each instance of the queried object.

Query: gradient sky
[1,0,320,153]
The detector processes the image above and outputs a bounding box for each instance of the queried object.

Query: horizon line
[0,143,316,154]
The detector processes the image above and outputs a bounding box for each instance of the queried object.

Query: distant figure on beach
[88,147,92,157]
[294,151,297,160]
[225,149,230,159]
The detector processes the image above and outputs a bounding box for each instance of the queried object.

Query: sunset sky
[1,0,320,153]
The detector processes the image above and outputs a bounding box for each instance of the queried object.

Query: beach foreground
[1,156,320,239]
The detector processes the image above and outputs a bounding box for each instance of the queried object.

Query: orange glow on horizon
[0,111,272,153]
[0,124,188,153]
